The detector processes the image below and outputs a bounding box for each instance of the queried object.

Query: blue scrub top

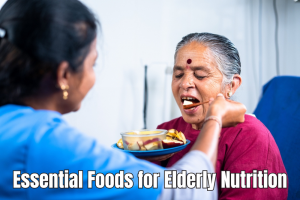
[0,105,165,200]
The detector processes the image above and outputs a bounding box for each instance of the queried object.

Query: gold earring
[227,91,232,97]
[60,85,69,100]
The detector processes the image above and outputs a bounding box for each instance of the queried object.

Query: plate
[111,140,191,157]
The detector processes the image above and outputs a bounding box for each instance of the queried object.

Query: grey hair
[175,32,241,89]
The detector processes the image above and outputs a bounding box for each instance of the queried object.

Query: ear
[57,61,71,88]
[225,74,242,98]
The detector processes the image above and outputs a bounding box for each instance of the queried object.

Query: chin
[72,103,81,112]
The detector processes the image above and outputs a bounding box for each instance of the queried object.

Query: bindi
[187,59,192,64]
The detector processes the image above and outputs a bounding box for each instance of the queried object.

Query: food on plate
[117,129,186,151]
[137,141,147,151]
[127,142,140,151]
[165,129,187,144]
[120,130,166,151]
[162,139,184,148]
[143,138,163,150]
[117,138,124,149]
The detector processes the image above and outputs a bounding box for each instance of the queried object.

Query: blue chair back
[254,76,300,199]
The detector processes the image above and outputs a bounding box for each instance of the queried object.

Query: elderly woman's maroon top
[157,115,288,199]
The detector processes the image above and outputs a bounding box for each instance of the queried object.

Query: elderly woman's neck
[191,122,204,130]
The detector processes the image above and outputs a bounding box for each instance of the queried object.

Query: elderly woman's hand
[206,94,247,127]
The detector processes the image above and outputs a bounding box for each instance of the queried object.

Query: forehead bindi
[185,59,192,69]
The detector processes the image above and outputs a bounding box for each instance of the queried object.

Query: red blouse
[157,115,288,199]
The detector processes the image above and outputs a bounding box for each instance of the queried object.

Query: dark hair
[175,32,241,88]
[0,0,99,106]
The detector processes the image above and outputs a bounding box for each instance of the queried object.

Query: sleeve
[158,151,217,200]
[26,122,165,200]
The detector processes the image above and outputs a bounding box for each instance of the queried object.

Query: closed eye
[194,74,206,80]
[175,74,184,78]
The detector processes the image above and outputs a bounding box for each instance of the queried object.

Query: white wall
[1,0,299,146]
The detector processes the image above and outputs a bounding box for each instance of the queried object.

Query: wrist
[203,115,222,129]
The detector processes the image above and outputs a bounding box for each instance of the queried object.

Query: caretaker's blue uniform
[0,105,164,200]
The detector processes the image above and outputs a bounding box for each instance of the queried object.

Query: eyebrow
[173,65,210,72]
[173,66,184,71]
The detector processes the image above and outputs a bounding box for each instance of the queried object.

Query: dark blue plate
[111,140,190,157]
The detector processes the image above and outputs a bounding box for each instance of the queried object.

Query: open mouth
[181,96,200,110]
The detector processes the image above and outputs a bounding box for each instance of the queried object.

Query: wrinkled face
[67,38,97,112]
[172,41,223,128]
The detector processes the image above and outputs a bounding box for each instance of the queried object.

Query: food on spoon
[183,100,193,105]
[182,97,200,109]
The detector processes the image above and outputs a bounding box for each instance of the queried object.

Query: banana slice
[117,138,124,149]
[166,129,186,144]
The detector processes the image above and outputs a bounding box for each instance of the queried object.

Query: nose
[180,74,195,91]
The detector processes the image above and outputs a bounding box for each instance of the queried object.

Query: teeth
[182,97,196,100]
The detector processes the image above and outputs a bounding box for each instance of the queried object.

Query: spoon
[183,100,210,109]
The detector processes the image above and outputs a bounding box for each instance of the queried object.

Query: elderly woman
[0,1,248,200]
[157,33,288,199]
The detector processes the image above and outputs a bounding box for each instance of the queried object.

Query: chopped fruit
[117,129,185,151]
[127,142,140,151]
[137,141,147,151]
[167,132,177,138]
[143,138,161,145]
[177,131,187,144]
[117,138,124,149]
[166,135,173,141]
[144,141,161,150]
[162,139,184,148]
[183,100,193,105]
[168,129,176,134]
[140,146,146,151]
[165,129,187,145]
[123,140,129,145]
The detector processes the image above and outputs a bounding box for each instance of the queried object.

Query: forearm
[191,119,221,168]
[158,150,217,200]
